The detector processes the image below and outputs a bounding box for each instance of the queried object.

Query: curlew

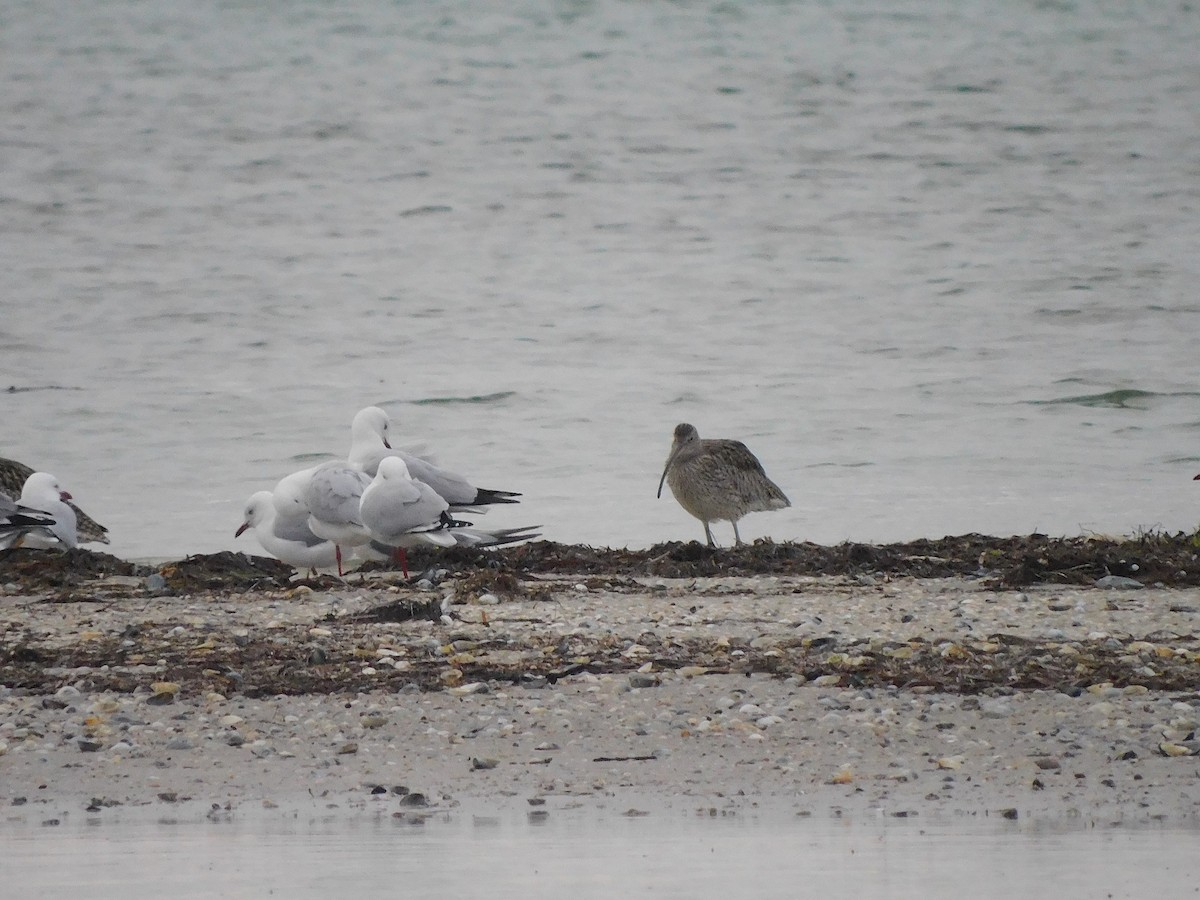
[657,423,790,547]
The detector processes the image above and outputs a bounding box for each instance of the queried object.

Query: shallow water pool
[3,802,1196,899]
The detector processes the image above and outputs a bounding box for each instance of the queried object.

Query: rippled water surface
[3,0,1199,558]
[3,807,1198,899]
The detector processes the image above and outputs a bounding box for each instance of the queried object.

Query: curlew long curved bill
[656,446,684,498]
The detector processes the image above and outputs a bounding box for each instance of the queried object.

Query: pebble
[1095,575,1144,590]
[1159,741,1200,757]
[980,700,1012,720]
[448,683,489,696]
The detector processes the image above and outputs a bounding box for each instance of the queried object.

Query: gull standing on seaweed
[347,406,521,512]
[0,457,109,544]
[360,456,461,576]
[18,472,79,549]
[657,423,790,547]
[302,460,375,575]
[359,455,542,577]
[235,490,339,576]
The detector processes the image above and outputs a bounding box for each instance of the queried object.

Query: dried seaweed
[3,532,1199,600]
[4,624,1199,698]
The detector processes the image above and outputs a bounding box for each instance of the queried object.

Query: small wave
[1030,389,1164,409]
[410,391,517,406]
[399,205,452,217]
[5,384,83,394]
[288,452,337,464]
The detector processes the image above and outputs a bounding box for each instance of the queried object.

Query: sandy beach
[3,537,1200,827]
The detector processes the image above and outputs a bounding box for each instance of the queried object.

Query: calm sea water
[3,805,1199,899]
[7,806,1200,897]
[2,0,1199,560]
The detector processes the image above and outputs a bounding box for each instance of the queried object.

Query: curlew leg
[703,521,716,547]
[732,521,744,546]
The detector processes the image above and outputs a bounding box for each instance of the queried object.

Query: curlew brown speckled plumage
[0,457,109,545]
[657,423,790,547]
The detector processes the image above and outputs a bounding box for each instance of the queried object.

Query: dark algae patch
[4,532,1200,595]
[397,531,1200,588]
[157,551,296,593]
[4,532,1200,698]
[0,548,141,589]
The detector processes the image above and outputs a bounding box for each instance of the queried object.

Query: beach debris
[1158,741,1200,757]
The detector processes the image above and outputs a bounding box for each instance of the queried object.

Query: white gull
[348,406,521,511]
[19,472,78,549]
[235,490,338,575]
[0,491,59,550]
[303,460,374,574]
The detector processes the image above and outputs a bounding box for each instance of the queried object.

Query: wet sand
[3,540,1200,826]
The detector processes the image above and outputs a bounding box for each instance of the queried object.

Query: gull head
[236,491,274,537]
[22,472,70,505]
[352,406,393,450]
[376,456,412,481]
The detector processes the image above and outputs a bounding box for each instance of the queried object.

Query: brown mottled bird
[0,457,109,545]
[657,423,790,547]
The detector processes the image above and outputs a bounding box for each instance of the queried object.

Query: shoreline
[4,543,1200,825]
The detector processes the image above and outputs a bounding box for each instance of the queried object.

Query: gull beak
[59,490,73,502]
[384,438,392,449]
[235,522,250,538]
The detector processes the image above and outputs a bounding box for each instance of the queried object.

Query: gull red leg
[391,547,409,579]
